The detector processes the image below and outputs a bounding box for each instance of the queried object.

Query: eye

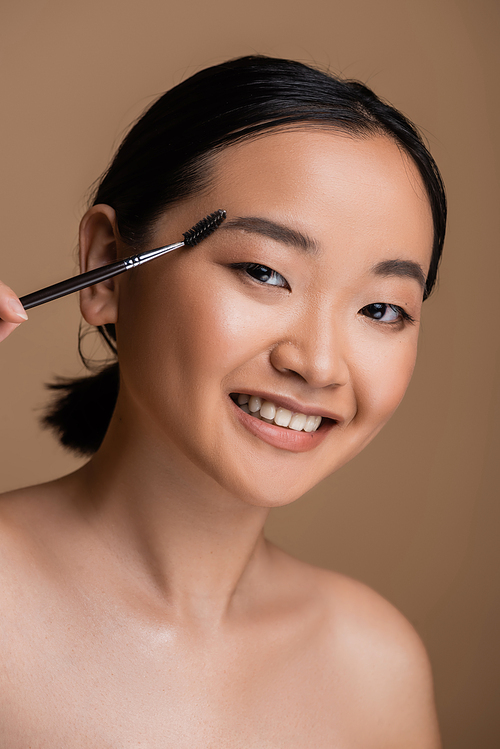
[230,262,290,289]
[360,303,415,325]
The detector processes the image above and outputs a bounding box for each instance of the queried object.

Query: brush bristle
[183,209,227,247]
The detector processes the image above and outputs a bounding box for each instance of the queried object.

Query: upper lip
[230,389,344,423]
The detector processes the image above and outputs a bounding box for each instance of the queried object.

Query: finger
[0,282,29,323]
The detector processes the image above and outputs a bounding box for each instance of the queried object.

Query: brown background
[1,0,498,744]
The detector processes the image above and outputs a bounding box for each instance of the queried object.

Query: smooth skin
[0,130,441,747]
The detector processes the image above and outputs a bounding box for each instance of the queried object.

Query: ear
[79,204,121,326]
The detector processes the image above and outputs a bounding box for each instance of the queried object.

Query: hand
[0,281,28,342]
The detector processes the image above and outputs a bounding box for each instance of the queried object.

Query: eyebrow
[222,216,319,254]
[372,259,426,289]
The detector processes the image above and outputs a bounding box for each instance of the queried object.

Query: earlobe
[79,204,121,326]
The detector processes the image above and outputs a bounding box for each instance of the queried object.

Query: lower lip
[229,397,333,453]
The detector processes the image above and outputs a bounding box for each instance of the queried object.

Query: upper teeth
[236,394,322,433]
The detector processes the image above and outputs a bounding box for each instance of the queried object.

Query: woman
[0,56,445,746]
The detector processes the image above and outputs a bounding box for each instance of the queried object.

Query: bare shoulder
[0,480,70,578]
[267,543,442,748]
[0,485,57,643]
[0,481,57,530]
[0,485,41,548]
[323,569,441,747]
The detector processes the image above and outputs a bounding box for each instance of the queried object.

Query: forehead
[207,128,434,274]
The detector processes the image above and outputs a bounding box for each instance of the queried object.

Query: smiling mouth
[230,393,328,432]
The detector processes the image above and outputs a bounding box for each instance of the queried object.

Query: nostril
[270,340,348,390]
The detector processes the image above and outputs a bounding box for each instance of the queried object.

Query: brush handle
[15,209,225,313]
[19,239,186,310]
[20,259,130,310]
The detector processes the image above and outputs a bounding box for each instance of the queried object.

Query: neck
[71,404,271,625]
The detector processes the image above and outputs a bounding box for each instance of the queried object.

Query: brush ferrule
[133,241,186,266]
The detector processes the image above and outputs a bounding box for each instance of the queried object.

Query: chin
[203,450,352,509]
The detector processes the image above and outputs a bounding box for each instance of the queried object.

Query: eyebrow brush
[17,209,227,312]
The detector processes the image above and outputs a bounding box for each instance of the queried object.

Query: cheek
[354,334,418,430]
[155,266,288,386]
[115,261,278,406]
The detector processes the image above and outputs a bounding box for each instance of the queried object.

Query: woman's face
[115,129,434,506]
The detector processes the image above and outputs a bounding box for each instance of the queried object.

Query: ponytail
[43,363,119,456]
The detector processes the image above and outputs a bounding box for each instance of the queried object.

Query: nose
[269,303,350,389]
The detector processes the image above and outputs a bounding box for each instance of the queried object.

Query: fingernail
[8,298,28,321]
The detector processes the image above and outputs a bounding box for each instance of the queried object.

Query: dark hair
[43,55,447,455]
